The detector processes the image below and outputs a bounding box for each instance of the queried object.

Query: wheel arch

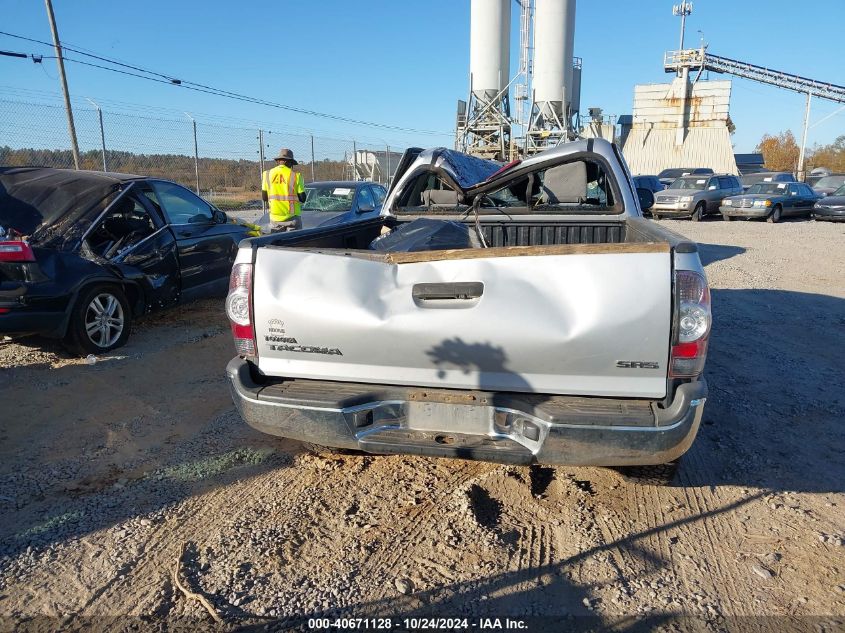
[58,277,143,337]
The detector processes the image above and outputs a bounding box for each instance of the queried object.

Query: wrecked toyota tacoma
[226,139,711,483]
[0,167,255,355]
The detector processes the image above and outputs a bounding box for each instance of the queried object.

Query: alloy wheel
[84,293,125,348]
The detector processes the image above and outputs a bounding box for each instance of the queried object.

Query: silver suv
[652,174,743,221]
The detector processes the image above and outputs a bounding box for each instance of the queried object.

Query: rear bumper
[0,309,65,337]
[227,358,707,467]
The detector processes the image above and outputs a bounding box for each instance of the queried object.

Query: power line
[0,30,452,136]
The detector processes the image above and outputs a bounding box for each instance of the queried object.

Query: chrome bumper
[652,202,695,215]
[227,358,706,467]
[720,206,768,217]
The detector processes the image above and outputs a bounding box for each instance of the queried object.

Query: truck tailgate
[253,244,672,398]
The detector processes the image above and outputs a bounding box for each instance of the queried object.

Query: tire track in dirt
[355,460,497,605]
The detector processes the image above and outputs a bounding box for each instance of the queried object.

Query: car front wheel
[767,205,783,223]
[691,202,706,222]
[65,285,132,356]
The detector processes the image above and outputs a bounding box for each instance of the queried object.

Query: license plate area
[406,401,492,435]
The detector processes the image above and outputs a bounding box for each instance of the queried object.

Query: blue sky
[2,0,843,153]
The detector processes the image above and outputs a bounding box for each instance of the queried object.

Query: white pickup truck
[225,139,710,484]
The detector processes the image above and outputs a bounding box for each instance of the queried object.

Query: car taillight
[226,263,256,357]
[0,241,36,262]
[670,270,711,378]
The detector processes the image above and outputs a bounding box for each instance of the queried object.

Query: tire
[722,213,733,221]
[652,214,661,221]
[616,459,681,486]
[64,285,132,356]
[691,202,706,222]
[767,205,782,224]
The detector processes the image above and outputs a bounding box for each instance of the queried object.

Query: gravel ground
[0,218,843,631]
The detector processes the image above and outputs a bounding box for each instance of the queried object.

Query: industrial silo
[457,0,513,159]
[526,0,577,152]
[469,0,511,105]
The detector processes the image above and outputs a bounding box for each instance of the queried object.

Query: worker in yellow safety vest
[261,148,306,232]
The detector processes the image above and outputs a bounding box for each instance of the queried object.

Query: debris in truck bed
[369,218,482,252]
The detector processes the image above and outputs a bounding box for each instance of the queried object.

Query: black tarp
[0,168,138,248]
[370,218,481,252]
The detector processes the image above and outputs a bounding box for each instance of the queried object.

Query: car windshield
[815,175,845,189]
[670,177,709,190]
[302,185,355,212]
[832,184,845,196]
[747,183,786,195]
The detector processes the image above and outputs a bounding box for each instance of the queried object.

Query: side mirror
[636,187,655,211]
[214,209,228,224]
[357,203,375,213]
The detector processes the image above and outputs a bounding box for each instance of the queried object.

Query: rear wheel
[691,202,706,222]
[616,459,681,486]
[767,205,782,223]
[64,285,132,356]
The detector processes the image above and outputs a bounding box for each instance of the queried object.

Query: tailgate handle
[412,282,484,301]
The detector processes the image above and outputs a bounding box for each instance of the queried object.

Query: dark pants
[267,216,303,233]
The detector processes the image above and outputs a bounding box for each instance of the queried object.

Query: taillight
[226,263,256,357]
[0,241,36,262]
[670,270,711,378]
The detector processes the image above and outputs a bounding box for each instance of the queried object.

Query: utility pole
[45,0,81,169]
[186,113,200,194]
[258,129,266,215]
[798,92,812,182]
[87,98,107,171]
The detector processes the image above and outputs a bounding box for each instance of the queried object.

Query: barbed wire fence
[0,98,420,209]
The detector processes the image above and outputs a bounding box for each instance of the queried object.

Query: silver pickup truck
[225,139,710,484]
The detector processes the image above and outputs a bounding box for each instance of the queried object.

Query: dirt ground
[1,218,843,631]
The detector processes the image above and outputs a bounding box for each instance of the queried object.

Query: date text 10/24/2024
[307,618,529,630]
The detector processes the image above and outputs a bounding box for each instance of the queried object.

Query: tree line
[0,147,350,191]
[755,133,845,174]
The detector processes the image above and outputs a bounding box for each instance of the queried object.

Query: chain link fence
[0,98,412,210]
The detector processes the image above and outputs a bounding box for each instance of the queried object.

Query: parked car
[740,171,795,191]
[226,139,710,485]
[652,174,743,221]
[657,167,713,188]
[720,181,819,223]
[812,174,845,197]
[813,184,845,222]
[0,167,255,354]
[633,175,666,193]
[255,181,387,230]
[806,167,831,188]
[301,181,386,228]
